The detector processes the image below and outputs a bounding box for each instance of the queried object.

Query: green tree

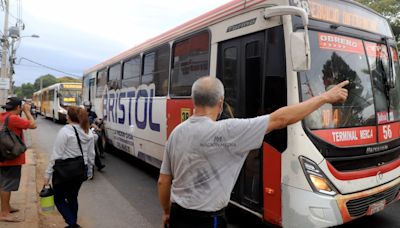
[15,83,35,99]
[57,76,82,83]
[14,86,22,98]
[355,0,400,48]
[34,74,58,91]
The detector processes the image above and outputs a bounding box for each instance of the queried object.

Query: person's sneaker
[97,164,105,171]
[65,224,81,228]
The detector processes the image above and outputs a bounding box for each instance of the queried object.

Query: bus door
[217,31,264,213]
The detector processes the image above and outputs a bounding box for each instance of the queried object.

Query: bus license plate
[366,200,386,215]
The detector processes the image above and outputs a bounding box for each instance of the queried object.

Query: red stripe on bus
[326,159,400,181]
[166,99,194,138]
[263,143,282,226]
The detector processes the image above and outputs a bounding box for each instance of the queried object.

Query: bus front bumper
[282,177,400,228]
[58,112,67,122]
[335,177,400,223]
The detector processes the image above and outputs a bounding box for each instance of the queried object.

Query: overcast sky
[0,0,231,86]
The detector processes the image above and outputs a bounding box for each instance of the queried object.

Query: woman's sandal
[10,208,20,213]
[0,215,23,222]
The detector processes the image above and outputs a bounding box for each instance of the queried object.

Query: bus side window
[96,69,107,98]
[171,30,210,96]
[154,44,170,96]
[122,56,141,89]
[108,63,122,90]
[142,44,170,96]
[142,52,155,86]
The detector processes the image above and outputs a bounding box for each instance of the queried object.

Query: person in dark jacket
[83,101,105,171]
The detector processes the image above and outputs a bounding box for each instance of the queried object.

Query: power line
[18,57,82,78]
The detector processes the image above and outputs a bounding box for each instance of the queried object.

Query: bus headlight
[299,156,338,196]
[58,107,67,115]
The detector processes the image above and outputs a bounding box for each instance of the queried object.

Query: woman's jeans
[53,180,83,226]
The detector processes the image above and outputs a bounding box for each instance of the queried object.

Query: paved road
[33,116,399,228]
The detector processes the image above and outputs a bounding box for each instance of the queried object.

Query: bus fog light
[58,108,67,115]
[299,156,338,196]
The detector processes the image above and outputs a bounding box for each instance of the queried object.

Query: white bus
[35,82,82,122]
[82,0,400,227]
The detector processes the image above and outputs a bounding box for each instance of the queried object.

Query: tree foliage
[33,74,58,91]
[57,76,81,83]
[356,0,400,23]
[355,0,400,47]
[15,83,35,99]
[15,74,81,100]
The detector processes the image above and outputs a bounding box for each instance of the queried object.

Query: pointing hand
[322,80,349,104]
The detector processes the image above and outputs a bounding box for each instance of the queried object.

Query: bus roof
[84,0,392,75]
[34,82,82,92]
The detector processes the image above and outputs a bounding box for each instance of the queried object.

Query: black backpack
[0,115,27,162]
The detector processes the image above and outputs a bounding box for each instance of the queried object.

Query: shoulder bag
[52,126,87,185]
[0,115,27,162]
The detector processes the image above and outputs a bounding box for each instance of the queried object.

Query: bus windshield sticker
[377,111,394,125]
[318,33,364,55]
[365,42,389,60]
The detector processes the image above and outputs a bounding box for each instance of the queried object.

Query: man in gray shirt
[158,77,349,228]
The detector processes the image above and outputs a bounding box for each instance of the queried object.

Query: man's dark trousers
[169,203,227,228]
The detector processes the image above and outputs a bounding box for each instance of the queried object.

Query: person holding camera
[0,97,36,222]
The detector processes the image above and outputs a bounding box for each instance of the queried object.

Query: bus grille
[346,184,400,218]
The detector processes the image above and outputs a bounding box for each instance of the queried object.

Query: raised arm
[267,80,349,133]
[22,103,37,129]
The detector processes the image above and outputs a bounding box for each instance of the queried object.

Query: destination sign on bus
[290,0,393,37]
[61,84,82,89]
[63,97,76,102]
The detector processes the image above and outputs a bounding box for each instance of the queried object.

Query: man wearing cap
[0,97,36,222]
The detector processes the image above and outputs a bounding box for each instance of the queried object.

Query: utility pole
[0,0,9,107]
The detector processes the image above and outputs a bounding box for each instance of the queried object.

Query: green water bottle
[39,185,54,213]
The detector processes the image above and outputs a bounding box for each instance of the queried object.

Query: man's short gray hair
[191,77,224,107]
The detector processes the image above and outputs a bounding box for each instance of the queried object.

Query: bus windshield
[299,31,400,130]
[60,89,81,106]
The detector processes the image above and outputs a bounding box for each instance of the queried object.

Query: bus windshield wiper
[380,56,392,118]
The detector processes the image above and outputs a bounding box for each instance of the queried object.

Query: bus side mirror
[291,31,311,71]
[264,6,311,71]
